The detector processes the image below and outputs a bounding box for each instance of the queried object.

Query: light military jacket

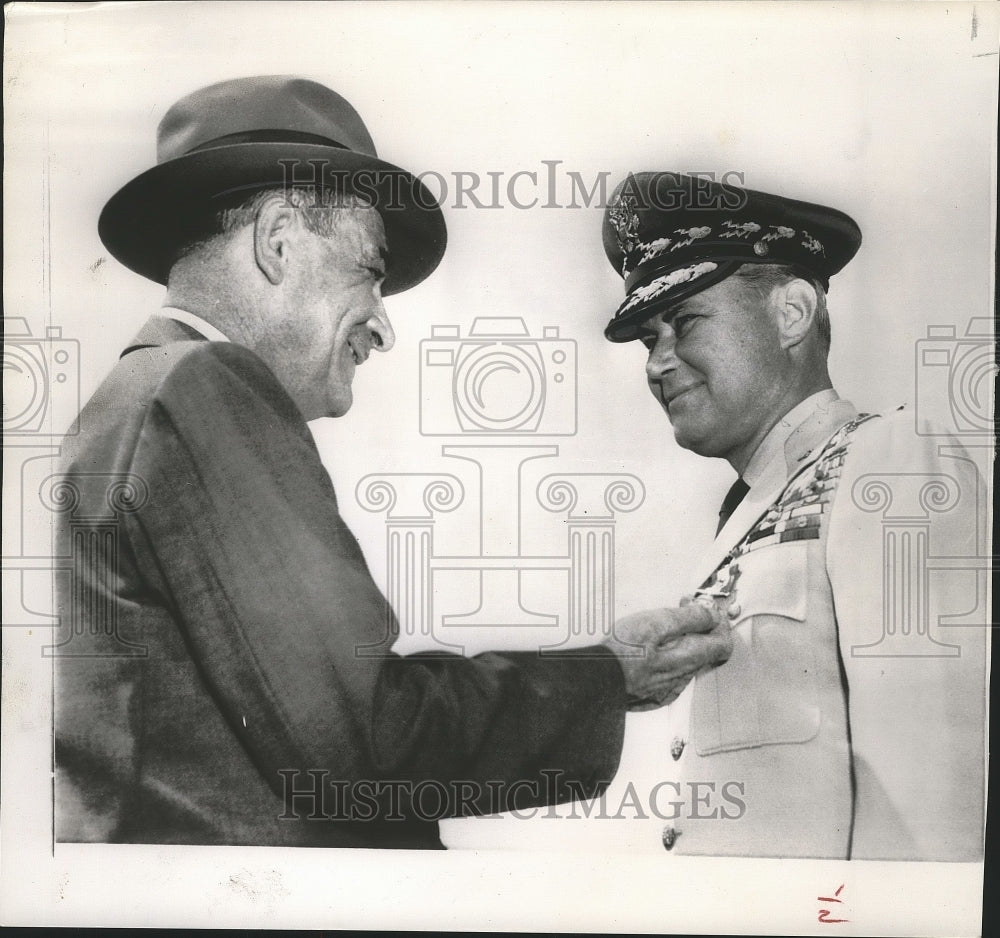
[666,392,986,860]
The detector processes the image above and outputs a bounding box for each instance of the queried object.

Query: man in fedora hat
[601,172,986,860]
[54,78,733,848]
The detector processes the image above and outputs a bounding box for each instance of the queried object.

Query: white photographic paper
[3,2,994,933]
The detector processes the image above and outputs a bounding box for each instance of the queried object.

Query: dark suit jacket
[54,316,626,847]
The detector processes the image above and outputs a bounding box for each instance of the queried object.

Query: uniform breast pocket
[692,540,821,756]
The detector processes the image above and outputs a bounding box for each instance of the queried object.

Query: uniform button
[753,240,769,256]
[727,603,742,619]
[670,737,685,761]
[662,825,679,850]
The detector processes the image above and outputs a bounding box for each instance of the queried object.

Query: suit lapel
[690,399,858,588]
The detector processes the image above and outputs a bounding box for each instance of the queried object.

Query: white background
[3,1,995,932]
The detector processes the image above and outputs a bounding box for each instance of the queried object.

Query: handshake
[602,600,734,711]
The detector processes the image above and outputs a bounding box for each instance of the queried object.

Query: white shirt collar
[742,388,840,487]
[158,307,231,344]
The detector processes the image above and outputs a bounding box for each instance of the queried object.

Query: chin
[672,426,719,458]
[326,390,353,418]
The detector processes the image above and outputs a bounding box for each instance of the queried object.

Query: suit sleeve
[826,410,987,860]
[124,343,626,814]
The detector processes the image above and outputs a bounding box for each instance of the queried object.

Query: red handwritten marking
[817,884,849,923]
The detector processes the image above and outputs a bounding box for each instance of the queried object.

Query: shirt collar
[157,307,231,344]
[742,389,840,487]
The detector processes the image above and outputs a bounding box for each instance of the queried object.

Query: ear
[775,279,817,349]
[253,195,298,285]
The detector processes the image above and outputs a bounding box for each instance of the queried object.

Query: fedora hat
[98,75,446,294]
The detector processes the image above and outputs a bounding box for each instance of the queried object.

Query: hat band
[183,129,349,156]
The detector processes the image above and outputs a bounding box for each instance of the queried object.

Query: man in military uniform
[601,172,986,860]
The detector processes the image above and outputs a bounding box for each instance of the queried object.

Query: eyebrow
[665,297,693,318]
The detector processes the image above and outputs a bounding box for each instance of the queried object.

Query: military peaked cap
[602,172,862,342]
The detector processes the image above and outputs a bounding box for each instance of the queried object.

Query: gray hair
[172,186,374,267]
[732,263,831,351]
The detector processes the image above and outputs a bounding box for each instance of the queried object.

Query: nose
[644,325,677,380]
[365,295,395,354]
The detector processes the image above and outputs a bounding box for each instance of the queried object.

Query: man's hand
[602,602,733,711]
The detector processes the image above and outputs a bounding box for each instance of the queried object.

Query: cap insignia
[719,221,762,239]
[801,230,826,255]
[759,225,796,243]
[618,261,719,316]
[671,226,711,249]
[636,236,673,265]
[608,191,642,270]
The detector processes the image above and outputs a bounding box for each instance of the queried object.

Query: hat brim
[98,143,446,295]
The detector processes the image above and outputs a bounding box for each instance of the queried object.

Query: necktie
[716,477,750,535]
